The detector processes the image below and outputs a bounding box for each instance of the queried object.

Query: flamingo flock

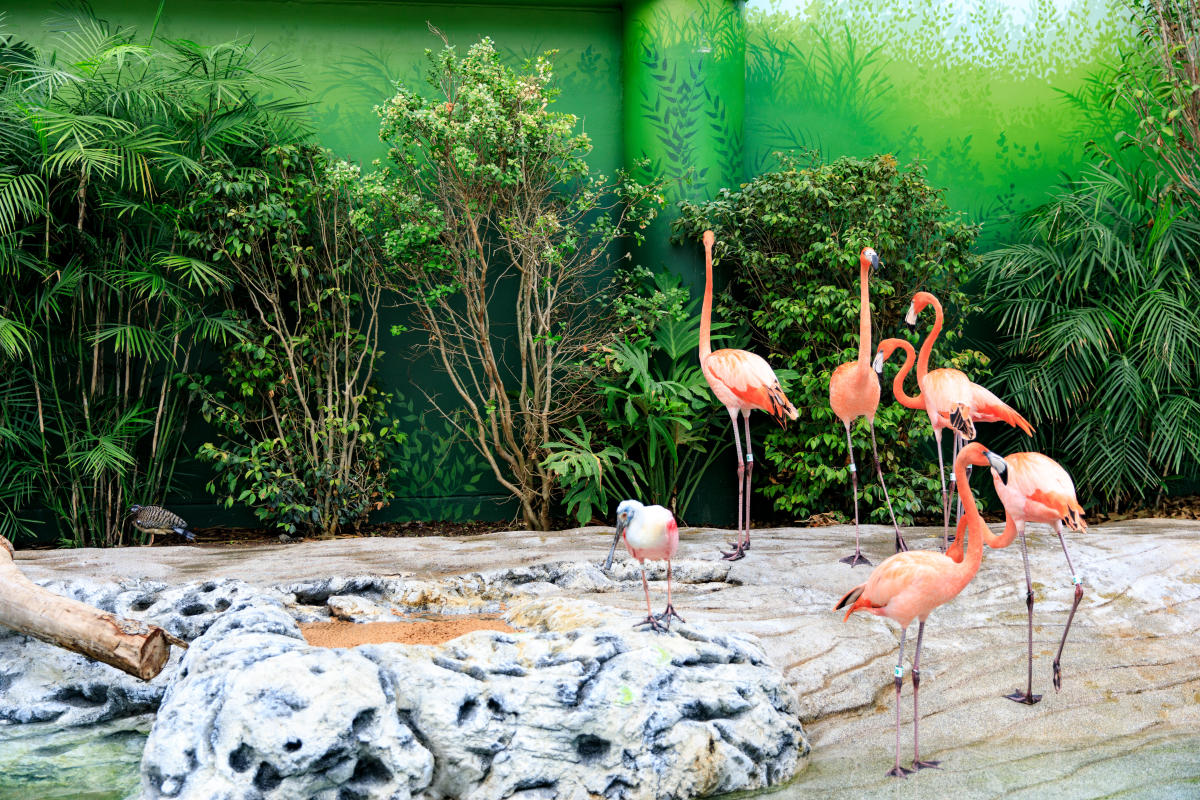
[606,231,1091,777]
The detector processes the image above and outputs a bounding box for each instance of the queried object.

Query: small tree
[359,37,661,530]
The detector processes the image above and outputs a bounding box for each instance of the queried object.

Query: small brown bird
[129,505,195,546]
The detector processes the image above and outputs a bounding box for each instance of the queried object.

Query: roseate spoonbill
[905,292,1032,546]
[835,442,1005,777]
[611,499,684,632]
[698,230,798,561]
[829,247,906,567]
[129,505,195,546]
[945,451,1086,704]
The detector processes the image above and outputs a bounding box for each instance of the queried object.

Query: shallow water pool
[0,715,148,800]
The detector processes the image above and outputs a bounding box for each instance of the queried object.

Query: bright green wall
[742,0,1132,242]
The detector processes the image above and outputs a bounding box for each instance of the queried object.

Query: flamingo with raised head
[829,247,906,567]
[835,442,1006,777]
[945,451,1087,704]
[611,499,684,632]
[698,230,798,561]
[905,292,1033,547]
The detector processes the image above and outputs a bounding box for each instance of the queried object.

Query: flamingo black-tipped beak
[904,303,917,330]
[985,451,1009,485]
[871,252,881,272]
[872,350,885,374]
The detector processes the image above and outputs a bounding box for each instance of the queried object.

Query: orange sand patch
[300,616,515,648]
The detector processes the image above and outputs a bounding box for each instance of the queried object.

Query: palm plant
[980,164,1200,509]
[0,12,306,545]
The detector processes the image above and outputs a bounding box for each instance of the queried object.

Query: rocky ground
[10,518,1200,798]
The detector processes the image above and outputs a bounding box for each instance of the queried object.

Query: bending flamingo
[611,499,684,632]
[829,247,905,567]
[698,230,798,561]
[835,442,1006,777]
[906,292,1033,547]
[945,452,1086,704]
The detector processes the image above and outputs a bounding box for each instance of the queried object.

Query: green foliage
[357,36,661,530]
[389,393,486,523]
[543,270,731,525]
[979,163,1200,509]
[186,145,404,537]
[0,11,305,545]
[674,152,987,524]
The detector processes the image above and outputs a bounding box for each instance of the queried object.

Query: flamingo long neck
[946,455,986,592]
[890,340,923,410]
[857,260,871,365]
[916,295,945,382]
[699,235,714,361]
[947,510,1012,563]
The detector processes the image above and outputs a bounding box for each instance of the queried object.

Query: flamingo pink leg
[1006,525,1041,704]
[869,421,906,552]
[840,424,870,567]
[1053,521,1084,693]
[742,410,754,552]
[935,428,950,549]
[722,409,748,561]
[911,620,940,770]
[887,627,912,778]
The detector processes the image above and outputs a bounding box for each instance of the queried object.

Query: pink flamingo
[611,499,683,632]
[945,452,1086,704]
[835,442,1005,777]
[698,230,798,561]
[905,292,1033,546]
[829,247,906,567]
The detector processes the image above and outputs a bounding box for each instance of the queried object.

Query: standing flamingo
[945,452,1086,704]
[829,247,906,567]
[611,499,684,632]
[906,292,1033,547]
[835,442,1006,777]
[698,230,798,561]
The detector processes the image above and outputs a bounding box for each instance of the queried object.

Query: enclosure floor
[15,518,1200,799]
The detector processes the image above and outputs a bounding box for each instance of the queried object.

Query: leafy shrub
[674,153,987,524]
[543,270,732,525]
[356,36,661,530]
[0,13,304,545]
[979,165,1200,509]
[186,145,404,536]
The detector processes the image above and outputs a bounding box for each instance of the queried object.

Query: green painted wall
[742,0,1132,242]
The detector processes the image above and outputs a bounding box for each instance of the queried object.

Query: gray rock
[141,596,807,800]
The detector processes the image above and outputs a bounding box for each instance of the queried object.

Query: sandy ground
[299,616,515,647]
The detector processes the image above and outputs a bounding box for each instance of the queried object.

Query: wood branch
[0,537,177,680]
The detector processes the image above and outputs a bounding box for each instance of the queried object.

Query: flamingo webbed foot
[839,552,872,568]
[912,760,941,771]
[656,604,686,627]
[720,545,746,561]
[1005,690,1042,705]
[895,536,909,553]
[885,765,912,778]
[635,615,667,633]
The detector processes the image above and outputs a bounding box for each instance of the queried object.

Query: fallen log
[0,536,178,680]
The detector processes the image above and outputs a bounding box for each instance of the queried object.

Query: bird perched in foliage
[698,230,798,561]
[828,246,906,567]
[945,451,1087,704]
[609,499,683,632]
[129,505,195,546]
[835,442,1006,777]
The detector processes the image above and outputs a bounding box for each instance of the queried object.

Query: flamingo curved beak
[985,451,1010,485]
[904,302,917,330]
[871,252,881,272]
[872,350,885,374]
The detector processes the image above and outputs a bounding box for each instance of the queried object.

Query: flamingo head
[872,338,906,374]
[905,291,938,329]
[615,499,644,540]
[702,230,715,249]
[957,443,1010,485]
[859,247,880,274]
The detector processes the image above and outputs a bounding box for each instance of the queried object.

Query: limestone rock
[141,597,808,800]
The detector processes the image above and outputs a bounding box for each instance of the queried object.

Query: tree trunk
[0,537,176,680]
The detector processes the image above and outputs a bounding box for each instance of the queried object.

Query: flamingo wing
[966,382,1034,435]
[924,369,1033,436]
[836,551,952,621]
[1006,453,1087,531]
[704,348,798,424]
